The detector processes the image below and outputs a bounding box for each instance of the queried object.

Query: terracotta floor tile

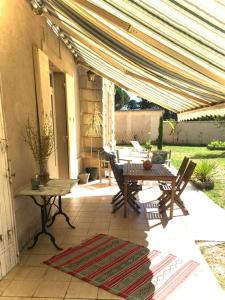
[34,281,70,298]
[97,288,124,299]
[13,267,46,281]
[43,268,72,281]
[65,281,98,299]
[2,280,40,297]
[0,280,11,295]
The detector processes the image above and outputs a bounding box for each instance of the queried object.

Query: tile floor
[0,180,224,300]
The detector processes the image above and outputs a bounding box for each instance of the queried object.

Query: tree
[157,116,163,150]
[128,100,139,110]
[115,86,130,110]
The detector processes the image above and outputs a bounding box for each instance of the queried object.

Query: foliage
[167,118,177,136]
[157,116,163,150]
[193,160,216,182]
[86,105,102,138]
[143,132,152,156]
[139,98,154,109]
[115,86,130,110]
[127,99,139,110]
[24,117,54,170]
[214,116,225,128]
[86,104,103,159]
[207,139,225,149]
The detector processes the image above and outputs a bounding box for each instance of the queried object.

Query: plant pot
[192,180,214,190]
[85,167,98,181]
[78,173,90,184]
[204,180,214,190]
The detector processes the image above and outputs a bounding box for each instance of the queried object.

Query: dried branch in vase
[24,117,55,169]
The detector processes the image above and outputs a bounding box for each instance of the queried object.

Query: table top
[123,163,176,181]
[16,179,78,197]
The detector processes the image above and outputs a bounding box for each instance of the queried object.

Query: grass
[162,145,225,209]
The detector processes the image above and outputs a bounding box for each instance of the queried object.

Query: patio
[1,178,224,300]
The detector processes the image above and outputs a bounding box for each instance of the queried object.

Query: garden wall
[115,111,225,145]
[163,121,225,145]
[115,110,163,144]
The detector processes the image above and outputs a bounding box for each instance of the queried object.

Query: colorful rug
[44,234,199,300]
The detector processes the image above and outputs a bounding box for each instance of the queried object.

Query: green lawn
[162,145,225,209]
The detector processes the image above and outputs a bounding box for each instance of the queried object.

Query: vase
[39,160,49,185]
[143,159,152,170]
[78,173,90,184]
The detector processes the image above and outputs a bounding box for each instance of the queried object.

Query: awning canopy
[31,0,225,120]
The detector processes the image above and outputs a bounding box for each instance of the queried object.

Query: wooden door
[0,81,18,279]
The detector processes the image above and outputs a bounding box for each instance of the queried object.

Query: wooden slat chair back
[176,161,196,195]
[158,160,196,215]
[109,156,142,214]
[176,156,190,185]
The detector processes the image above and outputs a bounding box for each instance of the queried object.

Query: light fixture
[87,70,96,82]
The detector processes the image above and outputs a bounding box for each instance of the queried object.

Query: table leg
[47,196,75,229]
[28,196,62,251]
[170,179,176,219]
[124,180,128,218]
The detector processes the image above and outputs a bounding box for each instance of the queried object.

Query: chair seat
[159,182,172,191]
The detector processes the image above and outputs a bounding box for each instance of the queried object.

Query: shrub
[207,140,225,150]
[193,160,216,182]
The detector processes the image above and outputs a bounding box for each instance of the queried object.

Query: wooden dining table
[123,163,176,218]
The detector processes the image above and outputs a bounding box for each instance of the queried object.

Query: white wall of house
[115,110,163,144]
[0,0,80,250]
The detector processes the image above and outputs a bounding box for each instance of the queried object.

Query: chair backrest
[151,151,169,164]
[176,156,190,185]
[109,155,124,190]
[176,160,196,195]
[130,141,143,153]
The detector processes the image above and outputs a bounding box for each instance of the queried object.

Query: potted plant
[143,132,152,170]
[24,117,55,185]
[192,160,216,190]
[85,104,103,181]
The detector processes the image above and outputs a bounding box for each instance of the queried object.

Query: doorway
[52,72,69,178]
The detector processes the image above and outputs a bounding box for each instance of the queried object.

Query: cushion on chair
[152,151,168,164]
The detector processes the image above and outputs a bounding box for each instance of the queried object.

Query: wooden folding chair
[98,149,112,185]
[158,160,196,216]
[109,154,142,214]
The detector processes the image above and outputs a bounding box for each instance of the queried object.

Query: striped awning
[31,0,225,120]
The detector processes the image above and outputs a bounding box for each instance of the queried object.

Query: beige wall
[0,0,80,249]
[115,110,163,144]
[163,121,225,145]
[79,66,103,171]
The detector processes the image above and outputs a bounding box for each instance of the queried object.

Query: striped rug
[44,234,199,300]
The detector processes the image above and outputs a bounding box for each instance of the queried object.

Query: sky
[127,91,141,102]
